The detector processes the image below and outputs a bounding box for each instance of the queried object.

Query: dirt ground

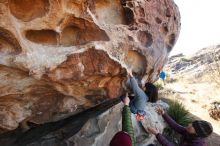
[159,78,220,146]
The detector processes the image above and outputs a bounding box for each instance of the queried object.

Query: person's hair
[144,82,158,103]
[192,120,213,138]
[110,131,132,146]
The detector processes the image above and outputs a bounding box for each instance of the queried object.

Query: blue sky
[171,0,220,55]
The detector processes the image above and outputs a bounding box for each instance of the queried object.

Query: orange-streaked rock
[0,0,180,132]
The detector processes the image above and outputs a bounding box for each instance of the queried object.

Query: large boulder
[26,101,169,146]
[0,0,180,132]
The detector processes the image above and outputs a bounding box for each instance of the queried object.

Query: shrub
[209,101,220,121]
[163,100,193,144]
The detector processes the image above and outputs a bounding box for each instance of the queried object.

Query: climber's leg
[128,77,148,103]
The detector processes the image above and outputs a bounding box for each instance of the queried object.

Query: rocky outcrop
[23,101,169,146]
[0,0,180,132]
[166,45,220,78]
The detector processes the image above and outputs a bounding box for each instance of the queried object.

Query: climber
[125,69,158,121]
[110,93,135,146]
[147,106,213,146]
[159,70,166,85]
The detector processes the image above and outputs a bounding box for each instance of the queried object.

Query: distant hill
[166,45,220,78]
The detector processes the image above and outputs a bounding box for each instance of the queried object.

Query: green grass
[163,100,193,143]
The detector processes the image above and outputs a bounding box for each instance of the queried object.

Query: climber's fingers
[155,106,165,115]
[123,95,130,106]
[147,127,159,135]
[127,68,133,77]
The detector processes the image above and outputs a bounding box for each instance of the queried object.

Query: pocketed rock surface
[0,0,180,132]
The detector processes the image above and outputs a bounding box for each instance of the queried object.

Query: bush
[209,101,220,121]
[163,100,193,144]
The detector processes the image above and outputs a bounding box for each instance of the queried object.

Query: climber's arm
[162,113,186,134]
[148,127,175,146]
[156,133,175,146]
[156,107,186,134]
[122,95,136,146]
[122,106,135,143]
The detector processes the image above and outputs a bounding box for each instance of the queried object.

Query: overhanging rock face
[0,0,180,132]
